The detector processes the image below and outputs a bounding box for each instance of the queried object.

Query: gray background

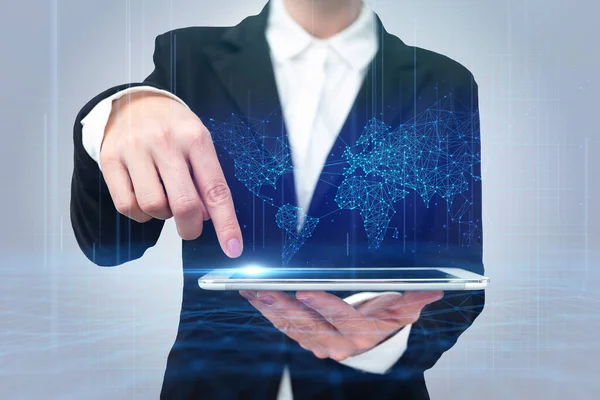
[1,0,598,398]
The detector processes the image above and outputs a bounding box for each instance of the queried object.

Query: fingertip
[239,290,255,301]
[424,290,444,303]
[296,292,311,305]
[406,290,443,302]
[226,238,243,258]
[296,290,317,299]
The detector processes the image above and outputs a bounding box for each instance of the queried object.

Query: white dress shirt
[81,1,413,398]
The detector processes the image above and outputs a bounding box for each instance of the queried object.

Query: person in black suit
[70,1,484,399]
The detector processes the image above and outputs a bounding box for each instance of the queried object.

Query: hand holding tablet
[198,266,488,362]
[238,289,444,362]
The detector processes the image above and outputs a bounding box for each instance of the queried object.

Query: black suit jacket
[71,3,485,399]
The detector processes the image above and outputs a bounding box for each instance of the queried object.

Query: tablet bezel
[198,267,489,291]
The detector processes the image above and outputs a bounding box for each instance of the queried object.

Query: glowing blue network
[336,94,481,249]
[275,204,320,265]
[206,115,292,205]
[335,175,408,251]
[207,93,481,263]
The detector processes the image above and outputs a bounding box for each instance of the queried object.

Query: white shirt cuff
[80,86,188,171]
[338,292,412,374]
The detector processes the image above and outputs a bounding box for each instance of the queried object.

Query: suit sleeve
[391,74,486,377]
[70,33,174,266]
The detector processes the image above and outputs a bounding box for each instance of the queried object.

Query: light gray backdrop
[1,0,598,399]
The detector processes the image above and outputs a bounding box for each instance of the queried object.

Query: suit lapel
[203,4,279,118]
[203,3,297,208]
[203,8,416,218]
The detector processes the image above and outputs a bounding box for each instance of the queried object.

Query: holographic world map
[206,94,480,264]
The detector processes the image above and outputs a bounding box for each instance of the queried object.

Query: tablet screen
[230,268,459,280]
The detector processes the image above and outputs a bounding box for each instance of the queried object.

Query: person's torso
[157,12,482,399]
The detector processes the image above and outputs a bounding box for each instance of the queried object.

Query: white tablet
[198,266,489,291]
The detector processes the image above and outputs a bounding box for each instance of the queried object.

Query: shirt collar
[266,0,378,71]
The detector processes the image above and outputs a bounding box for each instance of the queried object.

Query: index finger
[188,131,243,258]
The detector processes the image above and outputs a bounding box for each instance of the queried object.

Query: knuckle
[99,148,119,167]
[203,180,232,207]
[298,321,320,334]
[401,310,421,324]
[117,129,144,150]
[114,198,150,223]
[330,351,351,362]
[328,309,350,325]
[138,195,168,215]
[187,123,212,149]
[274,319,294,334]
[407,311,421,323]
[134,214,153,223]
[145,131,172,155]
[298,342,311,351]
[177,225,202,241]
[114,196,135,216]
[218,216,239,233]
[153,127,173,144]
[172,196,200,217]
[352,338,374,353]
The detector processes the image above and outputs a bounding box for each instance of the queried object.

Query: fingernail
[227,239,242,258]
[240,291,254,301]
[259,295,275,305]
[297,296,311,304]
